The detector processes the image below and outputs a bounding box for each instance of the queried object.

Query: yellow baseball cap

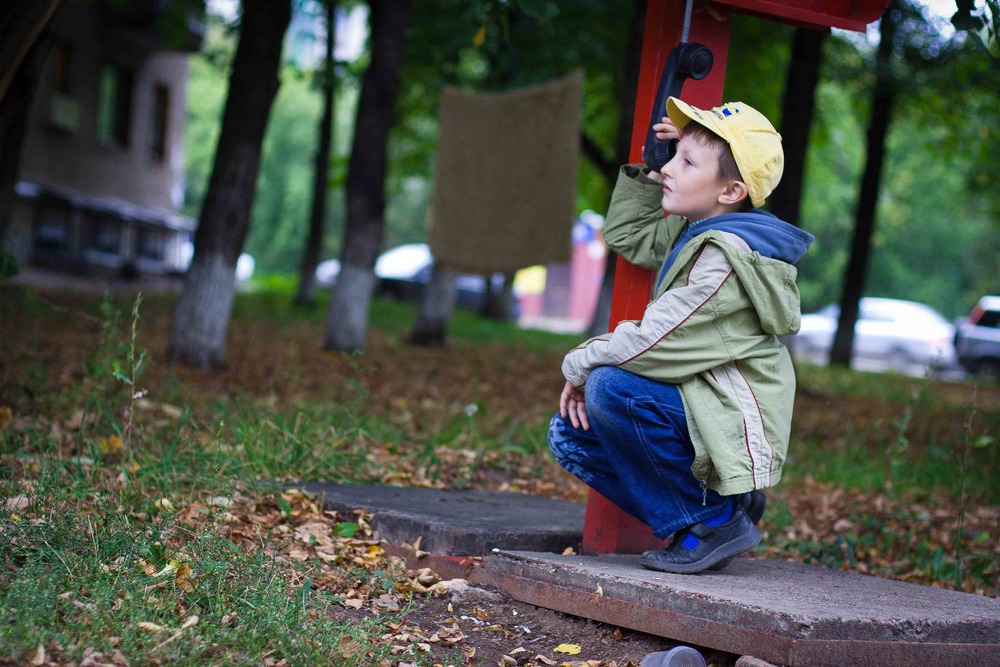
[666,97,784,208]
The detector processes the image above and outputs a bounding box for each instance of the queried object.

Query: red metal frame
[582,0,889,554]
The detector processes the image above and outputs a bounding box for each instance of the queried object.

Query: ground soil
[330,579,740,667]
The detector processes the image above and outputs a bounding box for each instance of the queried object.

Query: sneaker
[709,490,766,571]
[639,507,761,574]
[739,489,767,524]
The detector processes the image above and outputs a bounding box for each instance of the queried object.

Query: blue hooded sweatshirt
[657,210,814,288]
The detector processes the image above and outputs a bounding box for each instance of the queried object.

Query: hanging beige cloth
[429,70,582,274]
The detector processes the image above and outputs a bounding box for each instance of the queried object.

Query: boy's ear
[718,180,749,207]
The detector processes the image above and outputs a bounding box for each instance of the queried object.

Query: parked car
[376,243,520,316]
[314,258,341,286]
[315,243,520,316]
[954,295,1000,379]
[787,297,958,377]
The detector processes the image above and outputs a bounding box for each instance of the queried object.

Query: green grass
[2,285,998,663]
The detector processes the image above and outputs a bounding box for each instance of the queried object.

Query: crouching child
[549,98,813,573]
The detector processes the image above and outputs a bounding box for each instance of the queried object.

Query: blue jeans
[548,366,730,538]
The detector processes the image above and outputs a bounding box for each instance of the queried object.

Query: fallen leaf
[100,434,123,454]
[554,643,582,655]
[137,622,167,633]
[154,498,175,512]
[4,494,29,512]
[175,563,195,593]
[30,644,45,666]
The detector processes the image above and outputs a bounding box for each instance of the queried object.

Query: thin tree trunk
[0,0,62,250]
[482,273,515,321]
[586,0,645,337]
[409,263,458,345]
[830,2,898,366]
[168,0,291,369]
[295,0,337,307]
[324,0,412,352]
[769,27,825,228]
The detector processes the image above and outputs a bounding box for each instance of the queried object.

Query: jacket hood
[689,209,813,264]
[660,211,814,337]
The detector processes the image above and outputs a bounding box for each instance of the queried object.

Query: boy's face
[659,134,734,221]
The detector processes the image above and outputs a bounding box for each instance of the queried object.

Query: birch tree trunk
[168,0,291,369]
[409,263,458,345]
[324,0,412,352]
[295,0,337,307]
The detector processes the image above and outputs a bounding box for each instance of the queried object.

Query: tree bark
[830,2,898,366]
[0,0,63,251]
[295,0,337,307]
[586,0,645,338]
[324,0,412,352]
[769,27,825,228]
[481,273,516,321]
[408,263,458,345]
[168,0,291,369]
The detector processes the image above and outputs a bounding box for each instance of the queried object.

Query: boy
[548,97,813,574]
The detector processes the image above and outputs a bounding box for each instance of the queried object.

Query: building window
[138,228,166,261]
[89,218,121,255]
[47,43,82,132]
[96,65,133,147]
[35,220,69,252]
[150,84,169,161]
[51,43,72,94]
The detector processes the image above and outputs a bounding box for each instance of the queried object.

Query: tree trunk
[295,0,337,307]
[586,0,645,338]
[409,263,458,345]
[0,0,62,250]
[769,27,825,228]
[481,273,516,321]
[830,2,898,366]
[168,0,291,369]
[324,0,412,352]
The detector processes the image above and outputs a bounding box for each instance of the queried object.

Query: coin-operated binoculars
[585,0,890,555]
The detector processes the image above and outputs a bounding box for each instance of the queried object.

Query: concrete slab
[297,482,584,556]
[487,550,1000,667]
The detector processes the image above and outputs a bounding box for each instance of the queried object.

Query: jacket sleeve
[601,165,685,270]
[562,239,749,387]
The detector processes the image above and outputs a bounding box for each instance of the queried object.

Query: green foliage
[789,10,999,316]
[180,1,997,313]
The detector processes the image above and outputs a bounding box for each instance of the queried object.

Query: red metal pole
[582,0,733,555]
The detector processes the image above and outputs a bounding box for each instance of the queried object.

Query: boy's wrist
[623,163,660,184]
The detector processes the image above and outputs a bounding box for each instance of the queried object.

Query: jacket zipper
[700,479,708,506]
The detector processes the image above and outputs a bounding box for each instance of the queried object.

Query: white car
[315,244,520,316]
[788,297,958,377]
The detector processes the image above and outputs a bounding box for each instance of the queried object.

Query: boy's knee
[584,366,627,414]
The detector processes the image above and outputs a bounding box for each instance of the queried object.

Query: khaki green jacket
[562,166,810,495]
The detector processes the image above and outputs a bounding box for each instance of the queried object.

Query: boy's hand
[560,380,590,431]
[653,116,680,142]
[644,116,680,184]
